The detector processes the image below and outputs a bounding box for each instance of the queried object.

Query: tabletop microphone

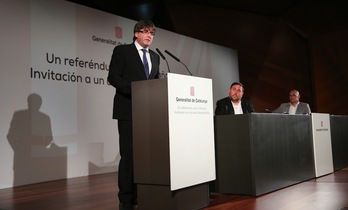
[164,50,193,76]
[156,48,171,73]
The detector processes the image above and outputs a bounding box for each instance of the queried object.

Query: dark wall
[165,1,348,114]
[311,30,348,114]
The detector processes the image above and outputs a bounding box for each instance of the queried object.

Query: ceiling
[67,0,347,40]
[65,0,302,30]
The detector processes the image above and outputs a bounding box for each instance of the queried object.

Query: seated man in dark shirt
[215,82,254,115]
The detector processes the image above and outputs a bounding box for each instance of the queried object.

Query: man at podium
[107,20,160,210]
[215,82,254,115]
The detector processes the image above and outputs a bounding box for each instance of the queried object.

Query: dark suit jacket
[273,102,311,114]
[108,43,160,120]
[215,97,254,115]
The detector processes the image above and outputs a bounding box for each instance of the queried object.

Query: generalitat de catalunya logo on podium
[190,86,195,96]
[316,120,329,132]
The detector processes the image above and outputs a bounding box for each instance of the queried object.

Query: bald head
[289,90,300,105]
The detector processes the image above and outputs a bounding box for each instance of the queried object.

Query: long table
[330,115,348,171]
[211,113,316,196]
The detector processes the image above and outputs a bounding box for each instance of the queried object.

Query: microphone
[156,48,165,60]
[164,50,180,62]
[164,50,193,76]
[156,48,170,73]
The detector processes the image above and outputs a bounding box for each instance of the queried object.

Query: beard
[231,96,241,102]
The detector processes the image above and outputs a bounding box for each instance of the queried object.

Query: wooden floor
[1,168,347,210]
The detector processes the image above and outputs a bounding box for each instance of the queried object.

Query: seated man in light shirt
[215,82,254,115]
[273,90,311,114]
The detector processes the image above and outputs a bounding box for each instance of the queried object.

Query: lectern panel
[132,79,170,185]
[167,73,215,190]
[132,73,216,190]
[132,73,214,209]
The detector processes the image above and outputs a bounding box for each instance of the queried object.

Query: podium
[212,113,315,196]
[132,73,216,210]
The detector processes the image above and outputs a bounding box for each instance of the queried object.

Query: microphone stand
[164,50,194,76]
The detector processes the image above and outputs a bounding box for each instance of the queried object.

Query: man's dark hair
[133,20,156,41]
[230,82,244,90]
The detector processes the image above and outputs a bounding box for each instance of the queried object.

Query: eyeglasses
[138,29,155,36]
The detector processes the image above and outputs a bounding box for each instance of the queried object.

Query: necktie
[141,49,149,79]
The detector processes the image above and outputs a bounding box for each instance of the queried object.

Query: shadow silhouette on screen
[7,93,67,186]
[88,142,119,175]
